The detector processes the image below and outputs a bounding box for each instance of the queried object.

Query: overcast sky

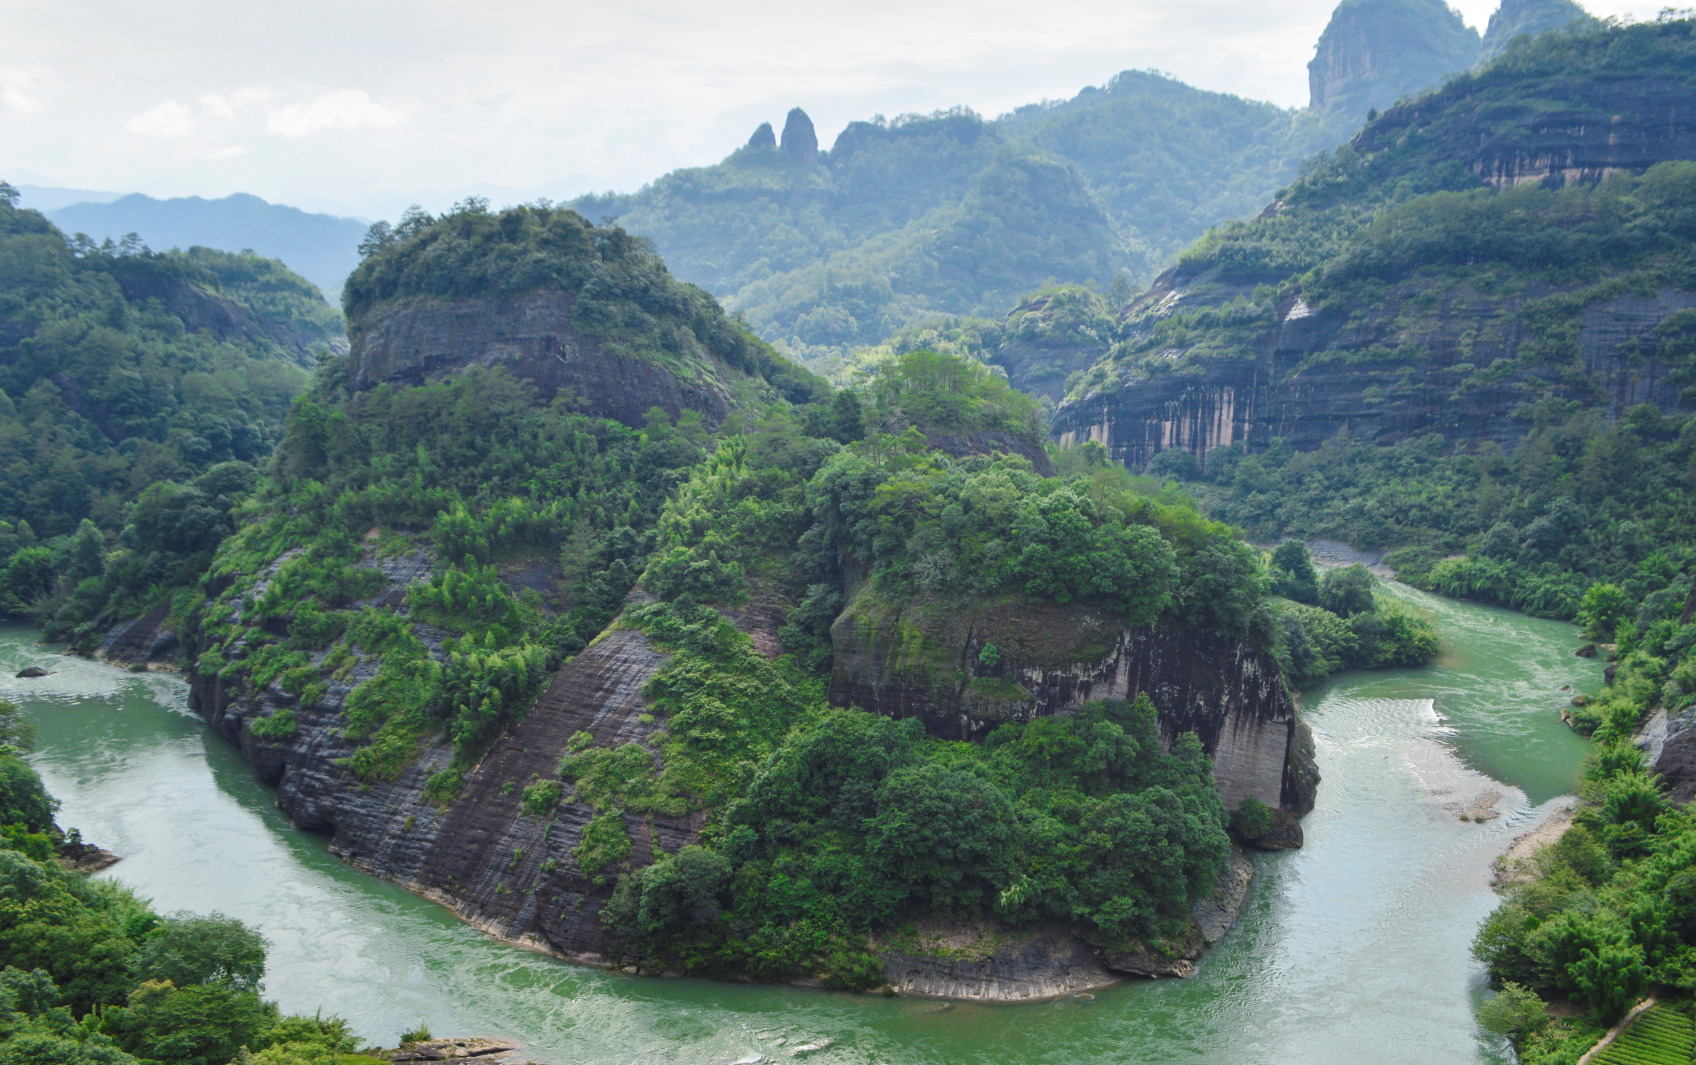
[0,0,1665,219]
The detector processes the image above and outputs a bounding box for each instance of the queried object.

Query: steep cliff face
[1053,22,1696,469]
[828,588,1319,815]
[1053,273,1696,467]
[348,291,733,429]
[189,554,689,964]
[1308,0,1480,118]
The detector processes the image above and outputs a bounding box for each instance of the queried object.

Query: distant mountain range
[6,0,1594,331]
[44,193,367,302]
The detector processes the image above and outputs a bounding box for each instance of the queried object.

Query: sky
[0,0,1668,221]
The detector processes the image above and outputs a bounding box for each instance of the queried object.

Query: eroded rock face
[347,290,731,429]
[1308,0,1480,117]
[187,543,691,965]
[780,108,819,164]
[877,922,1116,1000]
[1052,276,1696,469]
[829,589,1319,815]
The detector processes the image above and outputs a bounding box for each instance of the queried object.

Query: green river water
[0,582,1604,1065]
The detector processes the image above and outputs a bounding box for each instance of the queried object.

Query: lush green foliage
[1265,549,1439,685]
[580,68,1354,364]
[566,352,1328,982]
[345,201,822,406]
[1177,398,1696,626]
[0,186,353,651]
[196,364,712,784]
[0,188,316,542]
[1473,612,1696,1039]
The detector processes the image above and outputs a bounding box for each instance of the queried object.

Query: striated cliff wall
[186,541,688,965]
[347,290,732,428]
[829,588,1319,815]
[1053,271,1696,469]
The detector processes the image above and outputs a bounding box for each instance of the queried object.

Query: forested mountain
[49,193,367,302]
[12,193,1423,1001]
[1045,16,1696,619]
[0,182,340,638]
[576,0,1510,366]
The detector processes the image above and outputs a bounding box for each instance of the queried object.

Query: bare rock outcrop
[1308,0,1479,117]
[347,290,731,429]
[829,588,1318,816]
[780,108,819,164]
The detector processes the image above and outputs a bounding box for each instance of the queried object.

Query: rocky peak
[780,107,819,164]
[1308,0,1481,118]
[746,121,776,150]
[1481,0,1593,58]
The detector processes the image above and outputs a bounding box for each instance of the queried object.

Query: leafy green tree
[131,915,267,993]
[1320,564,1375,618]
[1476,981,1548,1038]
[0,757,58,832]
[1269,540,1320,604]
[104,980,278,1065]
[1577,583,1630,639]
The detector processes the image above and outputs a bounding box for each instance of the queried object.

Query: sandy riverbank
[1493,803,1577,888]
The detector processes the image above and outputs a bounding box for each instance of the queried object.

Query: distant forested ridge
[1032,16,1696,625]
[49,193,367,304]
[0,181,340,642]
[577,0,1570,368]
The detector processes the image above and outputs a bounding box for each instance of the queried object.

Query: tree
[1320,563,1375,618]
[1269,540,1320,604]
[105,981,277,1065]
[0,756,58,832]
[1476,982,1548,1038]
[131,915,267,993]
[1577,583,1630,639]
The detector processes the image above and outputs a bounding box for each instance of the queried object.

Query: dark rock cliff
[186,542,689,964]
[347,290,732,429]
[828,588,1319,815]
[1307,0,1480,118]
[1052,274,1696,468]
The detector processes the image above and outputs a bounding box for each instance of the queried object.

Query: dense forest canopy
[0,182,349,645]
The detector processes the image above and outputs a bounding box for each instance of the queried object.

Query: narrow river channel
[0,582,1602,1065]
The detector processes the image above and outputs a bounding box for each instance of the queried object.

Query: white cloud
[200,87,272,118]
[208,145,247,159]
[125,99,196,136]
[1,71,45,115]
[266,90,404,137]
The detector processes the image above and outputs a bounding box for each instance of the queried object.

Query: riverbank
[1,584,1601,1062]
[1494,804,1578,889]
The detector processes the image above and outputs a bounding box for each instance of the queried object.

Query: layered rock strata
[347,290,732,428]
[829,589,1319,815]
[1054,278,1696,469]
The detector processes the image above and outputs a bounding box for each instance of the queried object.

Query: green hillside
[581,76,1344,365]
[0,181,346,640]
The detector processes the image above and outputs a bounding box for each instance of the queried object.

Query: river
[0,582,1601,1065]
